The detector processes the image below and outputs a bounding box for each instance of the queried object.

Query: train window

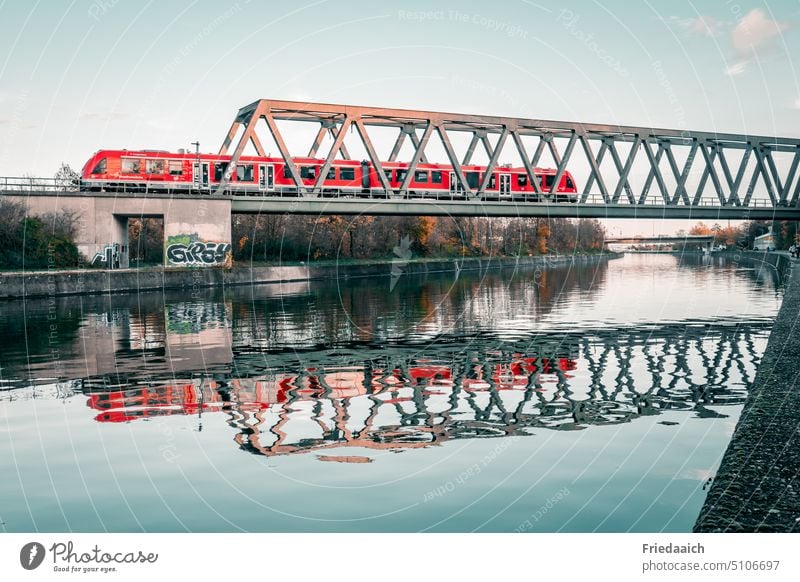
[300,166,317,180]
[487,174,496,189]
[214,162,229,182]
[121,158,141,174]
[91,158,107,174]
[340,168,355,181]
[146,159,165,174]
[236,164,254,181]
[168,160,182,176]
[431,171,442,184]
[384,169,394,181]
[566,176,575,189]
[414,170,428,182]
[283,165,292,179]
[543,175,554,189]
[396,169,408,182]
[466,172,479,189]
[327,167,336,180]
[517,174,527,187]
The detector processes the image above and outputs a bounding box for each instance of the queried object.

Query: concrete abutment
[2,194,232,269]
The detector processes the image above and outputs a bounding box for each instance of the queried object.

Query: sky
[1,0,799,235]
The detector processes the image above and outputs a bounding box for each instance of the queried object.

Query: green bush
[0,200,80,269]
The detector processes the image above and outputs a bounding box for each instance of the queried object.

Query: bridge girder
[216,99,800,214]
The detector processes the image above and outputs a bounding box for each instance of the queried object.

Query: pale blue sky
[1,0,798,235]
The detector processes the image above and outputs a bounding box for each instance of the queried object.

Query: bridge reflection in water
[0,253,779,464]
[74,321,766,461]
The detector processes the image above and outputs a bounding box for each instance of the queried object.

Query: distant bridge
[605,235,716,245]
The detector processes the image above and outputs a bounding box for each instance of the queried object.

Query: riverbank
[694,251,799,532]
[0,252,621,299]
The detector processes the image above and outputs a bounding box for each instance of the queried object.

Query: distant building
[753,232,775,251]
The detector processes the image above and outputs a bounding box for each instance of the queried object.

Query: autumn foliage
[231,215,608,263]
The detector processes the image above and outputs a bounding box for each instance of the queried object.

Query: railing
[0,177,785,209]
[0,176,79,192]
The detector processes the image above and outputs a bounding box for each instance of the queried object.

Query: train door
[449,171,464,197]
[258,164,274,192]
[499,173,511,197]
[194,162,210,191]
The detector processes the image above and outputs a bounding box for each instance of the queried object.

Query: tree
[689,222,713,235]
[0,199,80,268]
[54,163,80,191]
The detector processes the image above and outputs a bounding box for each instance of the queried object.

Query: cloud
[684,15,723,37]
[726,8,791,74]
[793,97,800,110]
[731,9,789,56]
[725,60,748,77]
[662,15,725,37]
[688,15,723,37]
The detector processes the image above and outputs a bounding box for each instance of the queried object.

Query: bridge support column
[162,199,232,268]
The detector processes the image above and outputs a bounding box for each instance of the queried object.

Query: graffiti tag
[91,243,120,269]
[166,241,230,266]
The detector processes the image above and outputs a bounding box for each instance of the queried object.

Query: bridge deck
[3,190,799,219]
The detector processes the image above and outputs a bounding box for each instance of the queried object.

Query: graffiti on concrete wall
[91,243,120,269]
[166,234,231,266]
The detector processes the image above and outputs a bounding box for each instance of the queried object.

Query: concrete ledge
[694,252,800,532]
[0,253,619,299]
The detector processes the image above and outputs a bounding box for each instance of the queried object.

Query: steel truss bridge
[219,99,800,219]
[5,99,800,219]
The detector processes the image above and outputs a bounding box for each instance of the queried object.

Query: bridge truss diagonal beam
[215,99,800,213]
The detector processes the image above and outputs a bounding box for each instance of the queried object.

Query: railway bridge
[2,99,800,268]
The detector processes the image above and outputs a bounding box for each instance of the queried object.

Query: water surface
[0,253,785,532]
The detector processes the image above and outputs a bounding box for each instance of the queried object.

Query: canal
[0,253,785,532]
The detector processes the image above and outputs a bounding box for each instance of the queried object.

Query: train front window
[214,162,229,182]
[121,158,141,174]
[146,159,165,174]
[236,164,254,181]
[91,158,107,174]
[340,168,355,181]
[431,171,442,184]
[168,160,182,175]
[566,176,575,189]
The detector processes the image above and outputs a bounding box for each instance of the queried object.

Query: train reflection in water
[80,321,764,460]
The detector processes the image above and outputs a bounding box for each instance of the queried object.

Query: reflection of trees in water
[677,253,786,290]
[228,260,610,349]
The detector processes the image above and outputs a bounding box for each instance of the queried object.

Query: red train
[79,149,579,201]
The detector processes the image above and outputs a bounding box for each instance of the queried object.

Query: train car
[80,148,579,201]
[86,382,223,423]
